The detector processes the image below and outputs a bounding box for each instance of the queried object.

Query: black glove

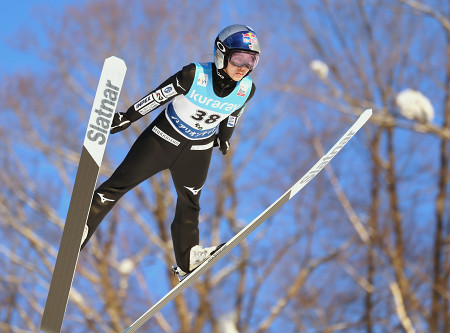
[110,112,131,134]
[214,135,230,155]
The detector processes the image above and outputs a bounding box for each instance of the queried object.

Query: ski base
[122,109,372,333]
[40,56,126,333]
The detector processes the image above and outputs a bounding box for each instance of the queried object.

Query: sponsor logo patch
[162,83,177,98]
[134,95,154,111]
[243,32,258,49]
[227,116,236,127]
[237,83,249,97]
[138,101,160,115]
[197,73,208,87]
[152,89,167,103]
[152,126,180,146]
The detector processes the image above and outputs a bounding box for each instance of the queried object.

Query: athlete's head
[214,24,260,81]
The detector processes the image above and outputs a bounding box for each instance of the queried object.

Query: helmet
[214,24,261,70]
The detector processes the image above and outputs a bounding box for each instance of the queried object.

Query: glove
[110,112,131,134]
[213,135,230,155]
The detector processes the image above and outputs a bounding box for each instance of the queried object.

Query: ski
[41,56,127,333]
[122,109,373,333]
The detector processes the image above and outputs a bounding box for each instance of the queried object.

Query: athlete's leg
[81,126,170,249]
[169,143,214,272]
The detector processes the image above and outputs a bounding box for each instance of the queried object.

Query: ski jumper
[81,62,255,273]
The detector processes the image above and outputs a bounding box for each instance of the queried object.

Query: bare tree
[1,0,448,332]
[270,0,449,332]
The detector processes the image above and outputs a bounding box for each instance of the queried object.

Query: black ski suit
[81,62,255,272]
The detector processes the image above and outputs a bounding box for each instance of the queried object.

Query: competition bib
[166,62,252,140]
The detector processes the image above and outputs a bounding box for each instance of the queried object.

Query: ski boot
[172,245,220,282]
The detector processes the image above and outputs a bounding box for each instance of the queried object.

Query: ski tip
[362,108,373,117]
[359,108,373,122]
[105,56,127,69]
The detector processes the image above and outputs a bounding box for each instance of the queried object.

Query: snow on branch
[395,89,434,123]
[310,59,329,80]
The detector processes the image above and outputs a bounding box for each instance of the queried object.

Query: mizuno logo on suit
[184,185,204,195]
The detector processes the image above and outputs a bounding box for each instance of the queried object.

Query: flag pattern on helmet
[242,32,258,49]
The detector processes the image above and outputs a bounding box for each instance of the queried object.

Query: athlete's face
[223,61,250,81]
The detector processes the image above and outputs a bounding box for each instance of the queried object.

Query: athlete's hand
[111,112,131,134]
[214,135,230,155]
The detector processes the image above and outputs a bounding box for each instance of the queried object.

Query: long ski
[41,56,127,333]
[123,109,373,333]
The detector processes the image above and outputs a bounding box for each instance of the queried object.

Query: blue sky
[1,1,447,332]
[1,1,79,74]
[1,1,37,72]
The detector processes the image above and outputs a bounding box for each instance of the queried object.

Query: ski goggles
[228,51,259,70]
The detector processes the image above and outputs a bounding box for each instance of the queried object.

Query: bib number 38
[191,110,221,124]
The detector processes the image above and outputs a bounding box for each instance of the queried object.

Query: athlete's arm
[126,63,196,121]
[110,64,196,134]
[216,82,256,143]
